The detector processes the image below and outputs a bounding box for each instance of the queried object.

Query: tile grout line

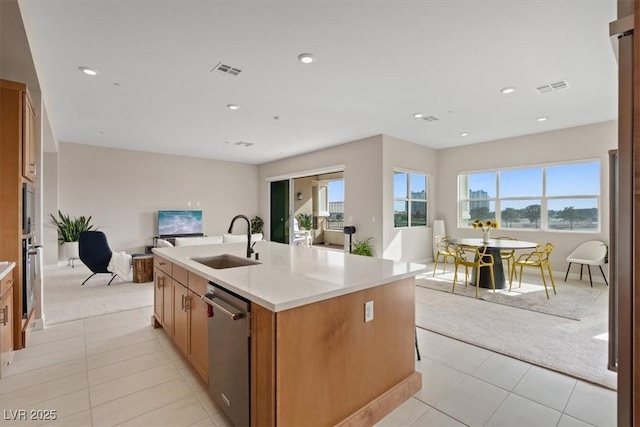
[82,318,95,427]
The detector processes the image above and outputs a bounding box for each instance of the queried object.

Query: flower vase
[482,229,491,243]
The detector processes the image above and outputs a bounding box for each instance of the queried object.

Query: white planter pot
[64,241,79,260]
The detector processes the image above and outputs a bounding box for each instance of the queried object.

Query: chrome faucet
[228,214,253,258]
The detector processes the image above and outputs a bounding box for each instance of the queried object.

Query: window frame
[457,159,601,233]
[394,169,429,228]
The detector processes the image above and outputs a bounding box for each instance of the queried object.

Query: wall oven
[22,239,37,318]
[22,182,35,235]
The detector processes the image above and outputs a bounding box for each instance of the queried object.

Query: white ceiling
[18,0,618,164]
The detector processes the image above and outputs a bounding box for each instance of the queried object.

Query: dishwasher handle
[201,293,243,321]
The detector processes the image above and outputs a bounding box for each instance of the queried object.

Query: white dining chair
[564,240,608,287]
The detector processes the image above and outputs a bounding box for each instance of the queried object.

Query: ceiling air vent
[211,62,243,77]
[421,115,439,122]
[234,141,253,147]
[536,80,569,94]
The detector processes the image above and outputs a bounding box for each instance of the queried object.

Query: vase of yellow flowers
[472,219,498,243]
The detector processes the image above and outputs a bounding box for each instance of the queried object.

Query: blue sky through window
[328,180,344,202]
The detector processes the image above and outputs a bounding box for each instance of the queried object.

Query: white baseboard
[33,317,45,331]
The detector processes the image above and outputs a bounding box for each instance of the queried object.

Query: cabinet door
[153,270,164,325]
[188,290,209,383]
[172,280,189,356]
[161,273,172,332]
[0,286,14,369]
[22,93,36,181]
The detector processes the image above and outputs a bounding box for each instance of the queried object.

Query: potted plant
[49,210,95,260]
[352,237,375,257]
[296,213,313,230]
[251,216,264,234]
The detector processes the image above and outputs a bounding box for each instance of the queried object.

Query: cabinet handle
[181,294,186,311]
[184,295,191,311]
[156,276,164,288]
[30,162,36,174]
[159,262,167,266]
[0,306,7,326]
[6,279,14,285]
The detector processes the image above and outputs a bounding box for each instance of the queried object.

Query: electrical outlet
[364,300,374,322]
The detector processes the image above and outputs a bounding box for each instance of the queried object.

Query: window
[458,160,600,232]
[394,171,428,227]
[327,180,344,230]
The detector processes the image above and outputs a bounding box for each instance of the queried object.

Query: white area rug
[44,264,153,325]
[415,270,617,390]
[417,271,602,320]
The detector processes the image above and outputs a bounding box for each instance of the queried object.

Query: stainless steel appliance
[22,239,37,317]
[201,283,251,426]
[22,182,35,235]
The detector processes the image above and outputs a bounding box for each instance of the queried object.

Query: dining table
[451,238,538,289]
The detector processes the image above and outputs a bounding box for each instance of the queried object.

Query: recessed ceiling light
[413,113,424,119]
[227,104,240,110]
[78,66,98,76]
[500,87,515,94]
[297,53,315,64]
[460,132,470,137]
[537,116,548,122]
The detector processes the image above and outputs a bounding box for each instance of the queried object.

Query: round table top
[452,238,538,250]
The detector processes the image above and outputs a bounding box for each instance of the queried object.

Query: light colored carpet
[415,269,617,390]
[418,271,601,320]
[43,264,153,325]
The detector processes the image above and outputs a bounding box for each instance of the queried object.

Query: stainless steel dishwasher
[201,283,251,426]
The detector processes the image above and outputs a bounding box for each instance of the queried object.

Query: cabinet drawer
[173,264,188,286]
[188,272,208,297]
[154,256,172,276]
[0,270,14,298]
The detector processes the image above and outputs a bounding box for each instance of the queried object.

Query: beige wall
[43,151,58,265]
[259,134,438,261]
[382,135,438,262]
[435,120,617,272]
[54,142,259,261]
[258,135,384,254]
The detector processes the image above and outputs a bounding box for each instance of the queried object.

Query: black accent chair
[79,231,116,286]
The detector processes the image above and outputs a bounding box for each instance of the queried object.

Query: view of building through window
[458,161,600,231]
[394,171,428,227]
[327,180,344,230]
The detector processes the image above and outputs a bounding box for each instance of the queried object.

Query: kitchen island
[153,241,426,426]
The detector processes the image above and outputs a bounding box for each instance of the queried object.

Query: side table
[132,254,154,283]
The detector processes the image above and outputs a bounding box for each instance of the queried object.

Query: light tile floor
[0,307,616,426]
[376,327,616,427]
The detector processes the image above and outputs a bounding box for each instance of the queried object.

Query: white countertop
[153,241,427,312]
[0,261,16,281]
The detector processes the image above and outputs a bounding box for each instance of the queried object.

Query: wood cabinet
[1,79,37,350]
[187,273,209,381]
[22,93,36,182]
[250,277,421,426]
[0,267,15,376]
[153,269,172,332]
[153,256,208,383]
[172,279,189,355]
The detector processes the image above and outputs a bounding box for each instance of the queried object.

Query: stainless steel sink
[191,254,260,269]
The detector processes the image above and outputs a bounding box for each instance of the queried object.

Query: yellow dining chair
[495,236,518,282]
[510,243,557,299]
[433,235,456,276]
[452,244,496,298]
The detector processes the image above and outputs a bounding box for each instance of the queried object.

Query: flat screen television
[158,210,203,237]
